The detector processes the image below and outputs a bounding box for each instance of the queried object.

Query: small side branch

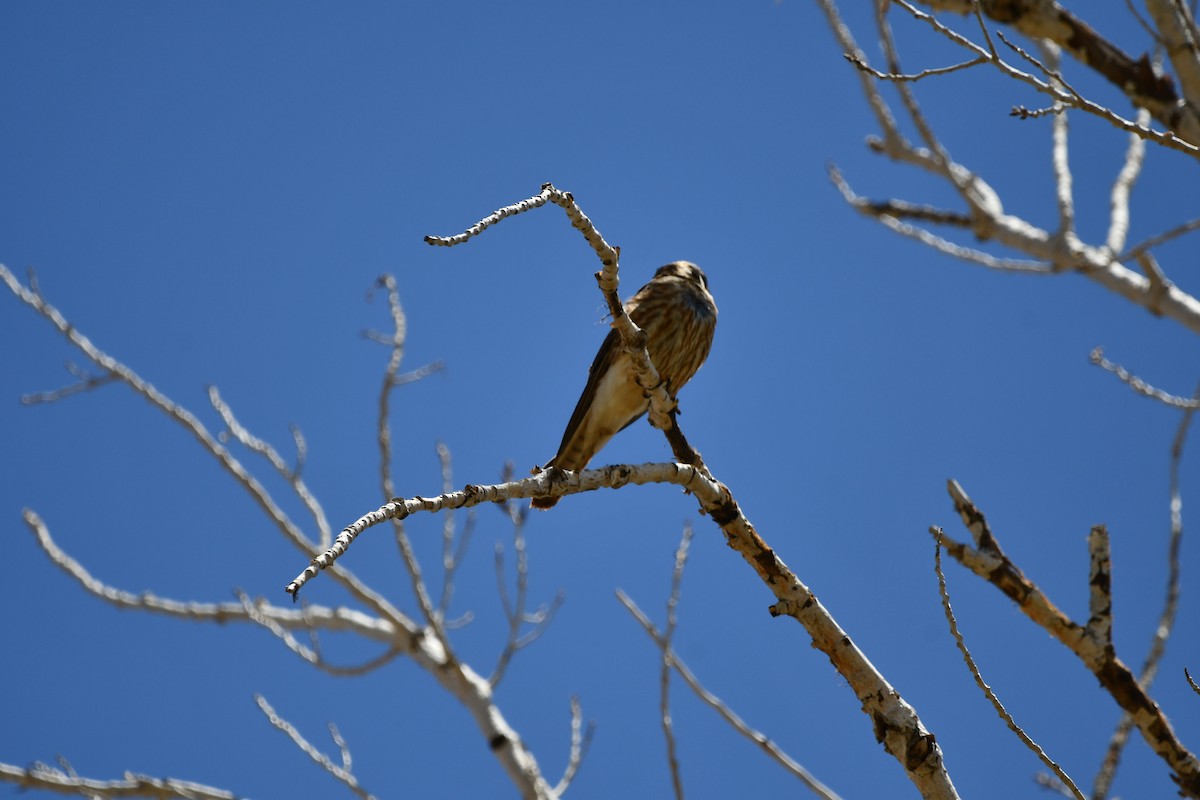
[553,696,595,797]
[617,586,842,800]
[255,694,376,800]
[1090,348,1199,409]
[932,529,1084,799]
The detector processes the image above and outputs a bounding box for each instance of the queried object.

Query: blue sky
[3,2,1199,798]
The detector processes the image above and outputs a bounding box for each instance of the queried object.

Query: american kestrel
[532,261,717,509]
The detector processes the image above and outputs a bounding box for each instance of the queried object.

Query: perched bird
[532,261,717,509]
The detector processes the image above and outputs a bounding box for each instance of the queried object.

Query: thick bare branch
[0,761,240,799]
[425,184,685,434]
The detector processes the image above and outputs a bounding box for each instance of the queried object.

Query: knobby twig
[658,525,693,800]
[285,462,711,596]
[1090,348,1200,409]
[424,183,679,437]
[372,273,450,647]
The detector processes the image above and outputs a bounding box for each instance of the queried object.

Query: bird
[532,260,717,509]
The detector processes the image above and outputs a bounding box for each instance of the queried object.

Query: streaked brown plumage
[532,261,717,509]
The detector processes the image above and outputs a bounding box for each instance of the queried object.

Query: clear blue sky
[3,3,1198,798]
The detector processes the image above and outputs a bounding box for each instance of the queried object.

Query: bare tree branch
[490,486,564,687]
[658,525,693,800]
[932,528,1084,799]
[0,263,407,627]
[1090,348,1200,409]
[255,694,376,800]
[1106,107,1150,254]
[0,760,241,799]
[552,696,595,797]
[617,587,842,800]
[937,481,1200,796]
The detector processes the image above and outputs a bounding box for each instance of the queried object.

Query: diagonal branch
[937,480,1200,796]
[932,529,1084,799]
[918,0,1200,145]
[618,586,843,800]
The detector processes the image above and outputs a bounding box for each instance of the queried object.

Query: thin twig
[553,696,596,796]
[1121,217,1200,262]
[255,694,376,800]
[209,385,333,549]
[1107,108,1151,254]
[426,184,692,435]
[1038,41,1076,239]
[932,528,1085,799]
[617,589,842,800]
[844,52,988,82]
[660,525,693,800]
[1090,348,1199,409]
[435,442,476,616]
[491,457,564,682]
[372,273,449,646]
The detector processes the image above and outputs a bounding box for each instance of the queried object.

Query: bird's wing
[548,326,623,465]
